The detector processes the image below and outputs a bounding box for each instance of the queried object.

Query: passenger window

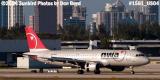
[136,54,145,57]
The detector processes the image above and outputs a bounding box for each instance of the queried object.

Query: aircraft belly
[109,59,128,66]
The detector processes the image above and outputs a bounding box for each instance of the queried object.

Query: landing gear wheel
[39,68,44,73]
[31,70,37,73]
[94,70,101,74]
[77,70,84,74]
[131,71,135,74]
[86,68,90,72]
[130,66,135,74]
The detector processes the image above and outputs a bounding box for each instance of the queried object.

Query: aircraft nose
[143,57,150,65]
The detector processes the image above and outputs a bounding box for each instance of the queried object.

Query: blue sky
[80,0,129,24]
[24,0,160,25]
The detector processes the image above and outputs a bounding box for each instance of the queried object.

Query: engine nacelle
[109,66,125,72]
[85,62,99,71]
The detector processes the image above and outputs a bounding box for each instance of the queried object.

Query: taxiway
[0,64,160,79]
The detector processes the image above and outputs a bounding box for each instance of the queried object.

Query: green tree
[61,25,89,41]
[113,22,140,40]
[139,22,160,40]
[100,36,111,49]
[0,25,26,39]
[112,21,160,40]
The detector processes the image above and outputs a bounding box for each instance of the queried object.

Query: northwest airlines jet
[24,26,149,74]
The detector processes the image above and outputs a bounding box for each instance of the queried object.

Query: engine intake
[85,62,100,71]
[109,66,125,72]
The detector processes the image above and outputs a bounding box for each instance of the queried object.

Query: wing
[31,56,87,67]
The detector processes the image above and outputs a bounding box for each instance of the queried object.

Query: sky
[24,0,160,25]
[80,0,129,24]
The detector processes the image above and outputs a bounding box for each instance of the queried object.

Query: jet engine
[85,62,100,72]
[109,66,125,72]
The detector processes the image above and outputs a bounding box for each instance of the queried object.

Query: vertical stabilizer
[25,26,48,51]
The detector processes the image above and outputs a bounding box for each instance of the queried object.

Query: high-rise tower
[57,0,63,30]
[34,0,57,34]
[134,0,159,23]
[8,0,23,29]
[0,0,8,28]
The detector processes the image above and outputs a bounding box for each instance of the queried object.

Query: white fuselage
[25,49,149,67]
[24,27,150,74]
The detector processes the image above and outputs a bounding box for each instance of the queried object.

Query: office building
[148,1,159,23]
[105,3,112,12]
[93,0,159,36]
[134,0,159,23]
[94,12,105,31]
[34,6,39,33]
[0,0,23,29]
[64,17,86,28]
[63,5,73,20]
[129,11,146,25]
[57,0,63,30]
[8,0,24,29]
[111,0,125,12]
[29,16,34,28]
[0,1,8,28]
[92,14,97,23]
[63,4,86,29]
[56,0,86,29]
[34,0,57,34]
[93,0,126,35]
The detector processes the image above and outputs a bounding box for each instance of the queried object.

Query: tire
[31,70,37,73]
[77,70,84,74]
[39,68,44,73]
[94,70,101,74]
[131,71,135,74]
[86,68,90,72]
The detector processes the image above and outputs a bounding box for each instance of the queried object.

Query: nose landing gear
[130,66,135,74]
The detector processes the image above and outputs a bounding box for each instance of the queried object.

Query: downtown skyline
[24,0,160,25]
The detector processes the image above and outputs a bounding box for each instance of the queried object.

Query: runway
[0,64,160,79]
[0,72,160,79]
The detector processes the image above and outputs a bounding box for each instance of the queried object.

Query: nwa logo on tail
[26,33,38,49]
[25,26,47,51]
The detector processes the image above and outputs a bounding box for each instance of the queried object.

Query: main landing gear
[94,69,101,74]
[31,68,44,73]
[85,67,101,74]
[94,64,101,74]
[77,69,84,74]
[77,65,101,74]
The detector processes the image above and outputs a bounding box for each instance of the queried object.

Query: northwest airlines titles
[101,52,119,58]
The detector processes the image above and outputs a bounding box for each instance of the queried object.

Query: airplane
[23,26,150,74]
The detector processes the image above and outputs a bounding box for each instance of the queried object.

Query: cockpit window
[136,54,145,57]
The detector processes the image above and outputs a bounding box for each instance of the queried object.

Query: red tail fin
[25,26,47,50]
